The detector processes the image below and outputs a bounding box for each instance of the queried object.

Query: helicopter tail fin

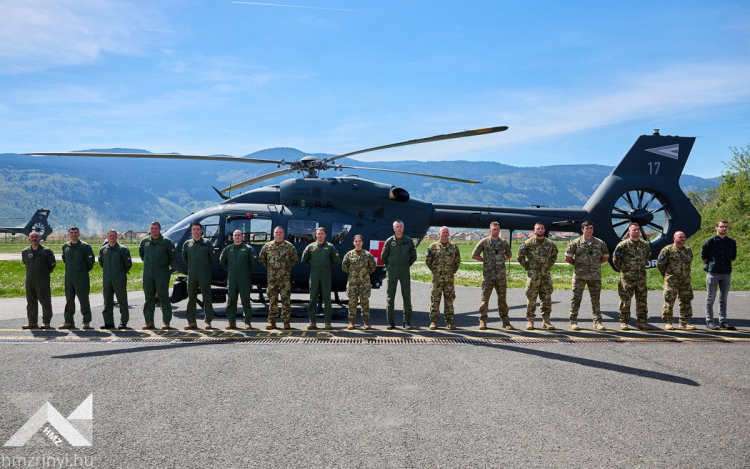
[582,131,701,265]
[23,209,52,240]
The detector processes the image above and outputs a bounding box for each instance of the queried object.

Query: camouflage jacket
[342,249,377,285]
[565,236,609,281]
[472,237,511,280]
[657,244,692,280]
[258,240,298,281]
[425,241,461,282]
[517,238,557,272]
[612,239,650,280]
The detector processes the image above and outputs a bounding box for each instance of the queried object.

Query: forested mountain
[0,148,718,233]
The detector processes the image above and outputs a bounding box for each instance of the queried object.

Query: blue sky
[1,0,748,177]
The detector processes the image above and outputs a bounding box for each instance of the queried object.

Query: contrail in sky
[231,1,374,12]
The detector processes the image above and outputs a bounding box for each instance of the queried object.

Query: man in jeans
[701,220,737,330]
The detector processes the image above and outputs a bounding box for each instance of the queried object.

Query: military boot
[184,323,198,330]
[479,319,487,330]
[542,319,555,331]
[21,324,39,330]
[58,323,75,330]
[245,323,254,330]
[570,322,580,331]
[82,323,93,330]
[161,323,171,330]
[142,322,156,330]
[447,322,456,330]
[363,317,371,330]
[526,320,535,331]
[347,319,355,330]
[501,316,515,330]
[266,321,277,330]
[283,321,291,330]
[680,321,696,330]
[664,322,675,331]
[40,324,51,330]
[225,322,237,330]
[636,322,652,331]
[204,322,213,330]
[429,321,438,330]
[325,322,332,330]
[594,321,606,331]
[307,322,318,330]
[620,322,629,330]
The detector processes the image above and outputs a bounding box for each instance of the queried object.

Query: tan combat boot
[620,322,629,331]
[636,322,652,331]
[447,322,456,331]
[22,324,39,330]
[479,319,487,330]
[41,323,51,330]
[184,323,198,330]
[570,322,580,331]
[542,319,555,331]
[594,321,606,331]
[266,321,277,330]
[680,321,696,330]
[325,322,332,329]
[664,322,674,331]
[307,322,318,330]
[501,316,514,330]
[204,322,213,330]
[225,322,237,330]
[283,321,291,330]
[142,322,156,330]
[526,320,535,331]
[58,323,75,330]
[161,323,171,330]
[363,317,371,330]
[429,321,438,330]
[245,323,254,330]
[347,319,355,330]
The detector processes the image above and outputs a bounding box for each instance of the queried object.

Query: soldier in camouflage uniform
[59,227,96,330]
[472,221,512,330]
[612,223,651,330]
[98,229,132,329]
[517,223,558,331]
[22,232,57,329]
[657,231,695,330]
[426,227,461,330]
[341,235,377,330]
[182,222,216,330]
[258,226,299,330]
[564,221,609,331]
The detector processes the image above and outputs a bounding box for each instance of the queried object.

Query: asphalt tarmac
[1,283,749,468]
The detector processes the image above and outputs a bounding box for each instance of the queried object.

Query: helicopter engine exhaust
[389,187,410,203]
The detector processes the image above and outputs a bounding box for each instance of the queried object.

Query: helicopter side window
[199,216,221,246]
[331,222,352,245]
[287,219,319,245]
[225,216,272,245]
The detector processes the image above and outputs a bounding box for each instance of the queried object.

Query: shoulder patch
[659,254,665,260]
[615,249,621,256]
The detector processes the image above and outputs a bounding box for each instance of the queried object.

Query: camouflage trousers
[267,278,292,322]
[525,271,553,319]
[618,277,648,324]
[569,278,602,323]
[479,276,508,320]
[662,276,693,323]
[347,283,372,320]
[430,280,456,323]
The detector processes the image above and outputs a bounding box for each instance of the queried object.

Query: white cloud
[12,85,106,104]
[0,0,167,74]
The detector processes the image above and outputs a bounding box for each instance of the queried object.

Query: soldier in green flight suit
[139,221,176,330]
[657,231,695,330]
[426,226,461,330]
[98,229,132,329]
[301,227,341,330]
[59,227,96,330]
[380,220,417,329]
[258,226,299,330]
[219,229,258,330]
[612,222,652,331]
[517,223,558,331]
[22,232,56,329]
[182,222,216,330]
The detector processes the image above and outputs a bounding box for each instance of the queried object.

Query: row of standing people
[21,218,737,332]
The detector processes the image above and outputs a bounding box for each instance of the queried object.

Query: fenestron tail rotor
[611,189,669,242]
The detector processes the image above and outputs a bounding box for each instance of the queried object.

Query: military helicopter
[0,209,52,241]
[25,127,700,304]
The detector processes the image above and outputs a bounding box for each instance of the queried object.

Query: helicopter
[24,126,700,305]
[0,209,52,241]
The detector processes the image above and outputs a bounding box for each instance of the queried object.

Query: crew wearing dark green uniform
[139,221,176,330]
[22,232,56,329]
[99,229,132,329]
[182,222,216,330]
[219,230,258,329]
[60,227,96,329]
[381,220,417,329]
[301,227,341,329]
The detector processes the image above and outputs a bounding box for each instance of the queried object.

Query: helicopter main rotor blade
[220,168,297,193]
[22,152,281,165]
[324,126,508,164]
[339,165,480,184]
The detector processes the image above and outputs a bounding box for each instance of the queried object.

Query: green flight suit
[219,242,257,324]
[61,240,96,325]
[182,238,216,324]
[380,235,417,326]
[99,242,132,327]
[301,241,341,323]
[139,235,176,324]
[22,244,56,325]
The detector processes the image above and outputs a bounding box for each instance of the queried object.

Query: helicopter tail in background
[6,209,53,240]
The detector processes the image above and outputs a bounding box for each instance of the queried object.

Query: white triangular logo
[646,144,679,160]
